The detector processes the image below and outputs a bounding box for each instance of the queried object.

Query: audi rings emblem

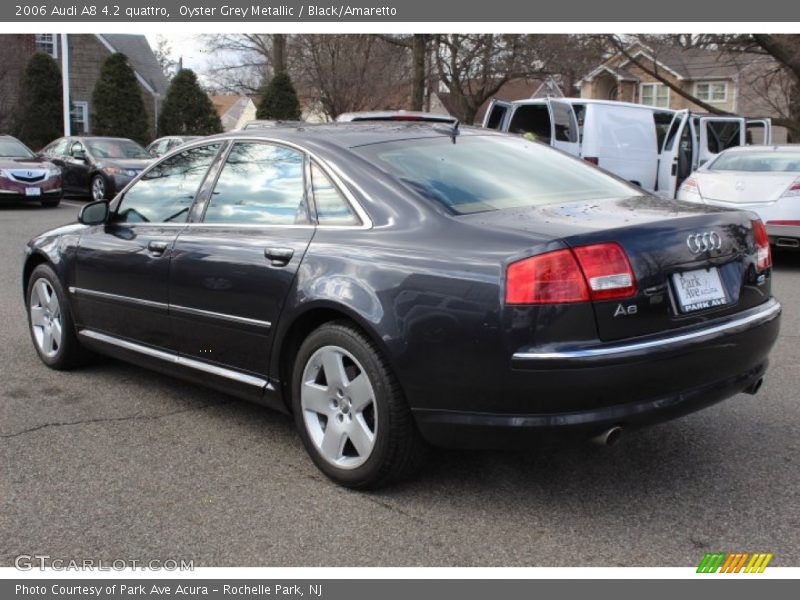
[686,231,723,254]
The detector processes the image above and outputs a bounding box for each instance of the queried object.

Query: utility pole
[61,33,71,136]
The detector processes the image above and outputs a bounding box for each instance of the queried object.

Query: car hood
[0,156,56,169]
[696,171,799,204]
[97,158,151,170]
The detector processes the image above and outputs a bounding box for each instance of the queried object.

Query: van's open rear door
[697,116,746,167]
[482,99,512,130]
[747,118,773,145]
[545,99,580,156]
[657,110,691,198]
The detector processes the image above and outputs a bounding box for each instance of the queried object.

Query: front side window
[203,142,307,225]
[311,163,360,226]
[640,83,670,108]
[354,135,643,215]
[114,144,221,224]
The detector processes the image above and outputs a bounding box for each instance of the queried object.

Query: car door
[546,99,580,156]
[71,142,224,348]
[747,118,773,145]
[482,99,512,130]
[697,116,746,167]
[168,140,316,379]
[656,110,692,197]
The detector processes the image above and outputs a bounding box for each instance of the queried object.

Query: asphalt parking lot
[1,200,799,567]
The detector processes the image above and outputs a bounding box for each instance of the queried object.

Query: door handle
[147,240,169,256]
[264,247,294,266]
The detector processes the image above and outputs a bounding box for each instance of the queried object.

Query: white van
[482,97,772,198]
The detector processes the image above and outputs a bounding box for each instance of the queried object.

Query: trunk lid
[462,196,769,342]
[697,171,797,204]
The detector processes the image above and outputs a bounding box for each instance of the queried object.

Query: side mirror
[79,200,109,225]
[72,149,87,162]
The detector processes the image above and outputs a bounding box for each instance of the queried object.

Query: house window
[640,83,670,108]
[695,81,727,103]
[34,34,58,58]
[70,102,89,135]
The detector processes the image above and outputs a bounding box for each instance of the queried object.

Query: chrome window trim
[513,299,781,361]
[113,135,373,230]
[78,329,270,389]
[69,287,272,329]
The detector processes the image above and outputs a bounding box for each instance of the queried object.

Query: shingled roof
[97,34,170,96]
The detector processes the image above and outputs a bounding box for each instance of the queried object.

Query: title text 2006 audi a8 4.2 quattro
[23,123,781,488]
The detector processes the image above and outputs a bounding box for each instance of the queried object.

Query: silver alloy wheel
[30,278,63,358]
[91,176,105,200]
[301,345,378,469]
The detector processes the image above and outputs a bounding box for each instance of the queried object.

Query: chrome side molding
[78,329,270,389]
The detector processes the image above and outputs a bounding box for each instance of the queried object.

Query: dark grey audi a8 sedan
[23,123,781,488]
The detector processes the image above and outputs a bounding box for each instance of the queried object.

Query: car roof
[202,121,494,150]
[720,145,800,153]
[336,111,458,123]
[503,97,675,112]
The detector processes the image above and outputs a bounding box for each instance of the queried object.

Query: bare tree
[205,34,278,94]
[293,35,410,120]
[433,34,545,124]
[374,34,430,110]
[152,35,177,79]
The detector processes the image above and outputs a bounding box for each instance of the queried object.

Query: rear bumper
[766,223,800,245]
[413,298,781,448]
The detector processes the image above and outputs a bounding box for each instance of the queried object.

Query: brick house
[0,34,169,142]
[577,43,789,141]
[210,95,257,131]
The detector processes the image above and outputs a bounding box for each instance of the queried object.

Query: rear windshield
[86,139,150,159]
[353,135,642,214]
[0,138,34,158]
[709,151,800,173]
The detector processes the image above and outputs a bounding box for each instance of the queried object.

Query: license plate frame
[672,268,729,314]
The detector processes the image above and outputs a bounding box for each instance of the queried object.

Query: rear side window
[311,163,360,226]
[485,104,508,130]
[508,105,551,142]
[703,120,742,154]
[355,135,642,215]
[549,102,578,143]
[203,142,308,225]
[114,144,221,224]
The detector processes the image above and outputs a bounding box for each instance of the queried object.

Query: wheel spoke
[320,422,347,461]
[47,288,59,313]
[302,382,331,415]
[347,417,374,458]
[321,350,347,389]
[30,306,45,327]
[42,326,54,354]
[51,319,63,348]
[34,280,50,307]
[346,372,373,413]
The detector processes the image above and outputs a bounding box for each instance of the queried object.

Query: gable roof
[96,34,170,97]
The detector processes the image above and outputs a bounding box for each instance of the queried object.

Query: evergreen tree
[14,53,63,150]
[91,53,149,144]
[256,71,301,120]
[158,69,222,135]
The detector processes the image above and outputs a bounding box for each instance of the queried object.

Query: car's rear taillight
[583,156,599,166]
[752,219,772,271]
[506,243,636,305]
[506,249,589,304]
[679,177,697,193]
[780,177,800,198]
[572,243,637,301]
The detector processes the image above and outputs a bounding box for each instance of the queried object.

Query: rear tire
[292,321,427,489]
[26,264,91,370]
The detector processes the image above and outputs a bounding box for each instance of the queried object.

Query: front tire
[26,264,90,370]
[91,174,108,201]
[292,321,427,489]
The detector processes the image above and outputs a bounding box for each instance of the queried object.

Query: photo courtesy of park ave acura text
[1,27,799,571]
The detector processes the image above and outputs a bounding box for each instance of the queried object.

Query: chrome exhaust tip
[744,378,764,395]
[592,426,623,447]
[775,238,800,248]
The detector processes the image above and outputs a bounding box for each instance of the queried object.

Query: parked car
[0,135,62,207]
[336,111,459,124]
[41,136,152,201]
[677,145,800,249]
[23,123,780,488]
[146,136,202,158]
[482,98,773,198]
